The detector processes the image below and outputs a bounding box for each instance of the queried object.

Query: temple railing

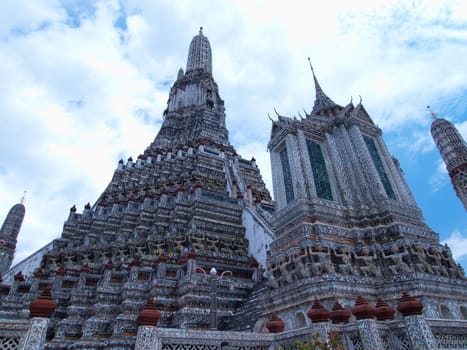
[142,328,273,350]
[1,316,467,349]
[0,319,28,350]
[428,319,467,349]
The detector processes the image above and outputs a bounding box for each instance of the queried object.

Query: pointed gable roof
[353,100,375,126]
[308,59,342,116]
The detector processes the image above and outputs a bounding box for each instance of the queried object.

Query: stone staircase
[224,282,269,332]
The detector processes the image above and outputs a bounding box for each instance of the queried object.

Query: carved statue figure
[64,253,75,266]
[252,264,263,283]
[265,261,279,289]
[440,245,461,278]
[135,245,146,258]
[81,253,91,265]
[434,245,463,278]
[333,246,358,275]
[278,255,294,285]
[292,248,311,279]
[380,244,412,275]
[426,247,450,277]
[146,240,156,256]
[307,245,335,275]
[409,244,434,274]
[353,247,381,277]
[115,248,127,263]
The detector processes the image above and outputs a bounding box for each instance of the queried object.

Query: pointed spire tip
[427,105,438,120]
[307,57,314,74]
[20,191,27,204]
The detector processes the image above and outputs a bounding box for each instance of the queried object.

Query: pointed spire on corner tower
[20,190,27,204]
[427,105,438,120]
[307,58,341,116]
[430,105,467,210]
[0,198,26,274]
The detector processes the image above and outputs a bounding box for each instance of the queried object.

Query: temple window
[460,306,467,320]
[306,139,333,200]
[295,312,307,328]
[279,146,294,203]
[440,304,453,319]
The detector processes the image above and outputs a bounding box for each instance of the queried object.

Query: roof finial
[307,57,314,74]
[20,190,27,204]
[199,26,203,35]
[427,105,438,120]
[308,60,342,116]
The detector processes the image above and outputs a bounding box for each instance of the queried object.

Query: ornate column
[135,297,161,350]
[325,132,354,205]
[351,295,384,350]
[335,125,368,203]
[307,297,331,344]
[348,126,383,201]
[18,287,56,350]
[296,129,316,200]
[285,133,307,201]
[397,291,437,350]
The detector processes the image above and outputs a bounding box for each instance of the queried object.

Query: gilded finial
[20,191,27,204]
[427,105,438,120]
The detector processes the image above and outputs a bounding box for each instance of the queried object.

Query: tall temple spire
[186,26,212,74]
[308,58,341,116]
[430,110,467,211]
[153,28,228,148]
[0,199,26,274]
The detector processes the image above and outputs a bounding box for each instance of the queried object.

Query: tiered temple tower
[0,29,274,348]
[247,63,467,330]
[0,199,25,275]
[430,112,467,211]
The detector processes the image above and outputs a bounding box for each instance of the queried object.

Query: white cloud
[455,120,467,139]
[442,229,467,265]
[429,159,449,192]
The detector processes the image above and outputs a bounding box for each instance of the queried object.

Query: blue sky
[0,0,466,271]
